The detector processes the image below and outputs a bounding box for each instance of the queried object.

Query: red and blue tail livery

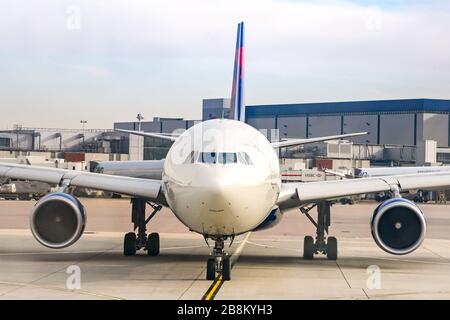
[229,22,245,122]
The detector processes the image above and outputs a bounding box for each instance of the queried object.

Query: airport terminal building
[115,98,450,163]
[2,98,450,165]
[205,98,450,148]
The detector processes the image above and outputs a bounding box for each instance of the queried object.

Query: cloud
[0,0,449,128]
[66,63,113,78]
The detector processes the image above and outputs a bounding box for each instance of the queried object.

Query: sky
[0,0,450,129]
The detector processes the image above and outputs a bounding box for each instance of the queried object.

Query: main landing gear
[206,237,231,281]
[123,198,162,256]
[300,201,338,260]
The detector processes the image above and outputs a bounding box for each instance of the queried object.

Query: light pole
[136,114,144,160]
[80,120,87,151]
[80,120,87,133]
[136,113,144,131]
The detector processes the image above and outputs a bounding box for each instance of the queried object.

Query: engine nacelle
[371,198,426,255]
[253,207,283,231]
[30,193,86,249]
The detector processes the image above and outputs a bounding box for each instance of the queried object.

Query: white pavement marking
[245,240,302,252]
[0,280,124,300]
[230,232,252,267]
[357,255,450,266]
[161,245,208,251]
[0,245,208,256]
[0,250,119,256]
[0,244,123,298]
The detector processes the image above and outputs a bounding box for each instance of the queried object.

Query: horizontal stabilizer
[271,132,367,149]
[115,129,179,142]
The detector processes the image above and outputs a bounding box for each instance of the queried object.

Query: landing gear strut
[123,198,162,256]
[206,237,231,281]
[300,201,338,260]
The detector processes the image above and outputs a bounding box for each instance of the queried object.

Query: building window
[437,153,450,164]
[0,137,11,148]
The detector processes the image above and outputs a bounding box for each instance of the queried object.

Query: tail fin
[229,22,245,122]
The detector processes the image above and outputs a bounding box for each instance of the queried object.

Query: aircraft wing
[271,132,367,149]
[277,172,450,211]
[322,169,350,178]
[115,129,179,141]
[0,162,164,204]
[93,159,164,180]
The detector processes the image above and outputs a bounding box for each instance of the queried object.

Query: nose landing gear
[301,201,338,260]
[206,237,231,281]
[123,198,162,256]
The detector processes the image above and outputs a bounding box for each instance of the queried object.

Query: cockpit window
[218,152,237,164]
[192,152,253,165]
[183,151,198,164]
[237,152,253,165]
[200,152,217,164]
[241,152,254,165]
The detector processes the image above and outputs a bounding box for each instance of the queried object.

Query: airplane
[1,22,448,281]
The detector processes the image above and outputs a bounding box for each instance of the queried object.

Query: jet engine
[371,198,426,255]
[30,193,86,249]
[253,207,283,231]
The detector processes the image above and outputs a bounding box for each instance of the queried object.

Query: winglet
[229,22,245,122]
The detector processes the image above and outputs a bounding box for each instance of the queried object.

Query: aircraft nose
[202,183,233,211]
[205,186,231,207]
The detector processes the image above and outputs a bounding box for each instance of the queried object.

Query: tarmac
[0,198,450,300]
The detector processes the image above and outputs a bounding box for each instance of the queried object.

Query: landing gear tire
[124,232,137,256]
[303,236,315,260]
[206,258,215,280]
[222,257,231,281]
[125,199,162,257]
[326,236,338,260]
[146,232,160,256]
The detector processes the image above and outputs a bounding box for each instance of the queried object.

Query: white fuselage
[162,119,281,236]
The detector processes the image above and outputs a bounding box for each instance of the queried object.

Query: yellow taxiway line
[202,232,251,300]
